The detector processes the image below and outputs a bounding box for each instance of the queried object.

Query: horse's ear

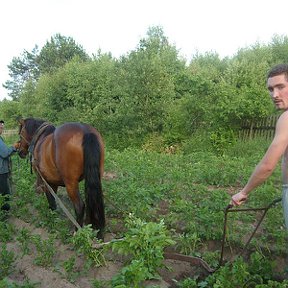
[16,117,24,125]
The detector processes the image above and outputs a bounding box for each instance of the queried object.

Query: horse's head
[18,119,32,158]
[17,117,46,158]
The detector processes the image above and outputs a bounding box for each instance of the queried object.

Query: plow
[163,197,282,274]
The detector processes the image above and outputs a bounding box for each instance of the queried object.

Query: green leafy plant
[111,259,151,287]
[177,232,201,255]
[16,228,32,256]
[0,244,15,279]
[111,214,175,286]
[0,278,37,288]
[209,128,236,156]
[198,254,276,288]
[255,280,288,287]
[62,256,78,282]
[91,279,109,288]
[0,195,8,220]
[0,221,14,243]
[175,277,198,288]
[72,224,106,268]
[31,234,56,267]
[199,257,251,287]
[248,251,274,281]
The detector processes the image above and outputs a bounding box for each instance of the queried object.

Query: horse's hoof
[96,230,104,241]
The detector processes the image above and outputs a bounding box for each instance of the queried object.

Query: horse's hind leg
[35,176,46,194]
[66,184,85,228]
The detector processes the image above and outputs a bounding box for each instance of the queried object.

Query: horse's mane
[23,118,55,137]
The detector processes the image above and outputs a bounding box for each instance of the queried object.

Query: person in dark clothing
[0,120,20,212]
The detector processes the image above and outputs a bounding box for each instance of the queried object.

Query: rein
[19,131,30,147]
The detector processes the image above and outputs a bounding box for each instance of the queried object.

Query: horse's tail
[82,133,105,237]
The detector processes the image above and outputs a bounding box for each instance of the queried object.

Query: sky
[1,0,288,100]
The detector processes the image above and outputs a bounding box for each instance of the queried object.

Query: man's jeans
[283,184,288,230]
[0,173,10,211]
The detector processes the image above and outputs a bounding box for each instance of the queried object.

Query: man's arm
[0,139,19,159]
[231,111,288,206]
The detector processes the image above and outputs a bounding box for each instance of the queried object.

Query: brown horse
[17,117,105,238]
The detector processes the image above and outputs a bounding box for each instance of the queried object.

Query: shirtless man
[231,63,288,228]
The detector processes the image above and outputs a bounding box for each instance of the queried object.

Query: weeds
[0,278,38,288]
[72,225,106,268]
[0,244,15,279]
[16,228,32,256]
[31,234,56,267]
[177,232,201,255]
[62,256,78,282]
[111,214,175,286]
[0,221,14,243]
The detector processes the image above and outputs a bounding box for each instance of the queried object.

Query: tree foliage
[4,34,89,100]
[115,26,185,145]
[1,27,286,150]
[38,33,89,74]
[3,46,39,100]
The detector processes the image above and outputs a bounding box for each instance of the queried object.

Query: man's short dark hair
[0,120,4,124]
[267,63,288,80]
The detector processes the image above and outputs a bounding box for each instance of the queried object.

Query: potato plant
[1,136,287,286]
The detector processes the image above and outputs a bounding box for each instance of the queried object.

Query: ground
[3,171,212,287]
[4,172,287,287]
[6,215,211,287]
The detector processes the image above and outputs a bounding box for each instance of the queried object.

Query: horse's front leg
[35,175,58,210]
[44,184,58,211]
[45,186,58,210]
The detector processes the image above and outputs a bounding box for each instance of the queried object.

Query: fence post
[240,114,278,141]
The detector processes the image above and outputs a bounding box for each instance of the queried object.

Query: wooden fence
[2,129,18,137]
[238,115,278,140]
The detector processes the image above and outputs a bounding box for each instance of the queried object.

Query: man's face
[0,122,3,134]
[267,74,288,110]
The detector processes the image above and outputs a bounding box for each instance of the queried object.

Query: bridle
[18,121,54,157]
[18,125,31,151]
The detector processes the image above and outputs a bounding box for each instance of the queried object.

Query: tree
[270,34,288,64]
[3,46,40,100]
[0,99,20,128]
[210,45,274,130]
[164,52,227,138]
[4,34,89,101]
[117,26,185,143]
[63,52,121,128]
[19,67,72,122]
[37,34,90,74]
